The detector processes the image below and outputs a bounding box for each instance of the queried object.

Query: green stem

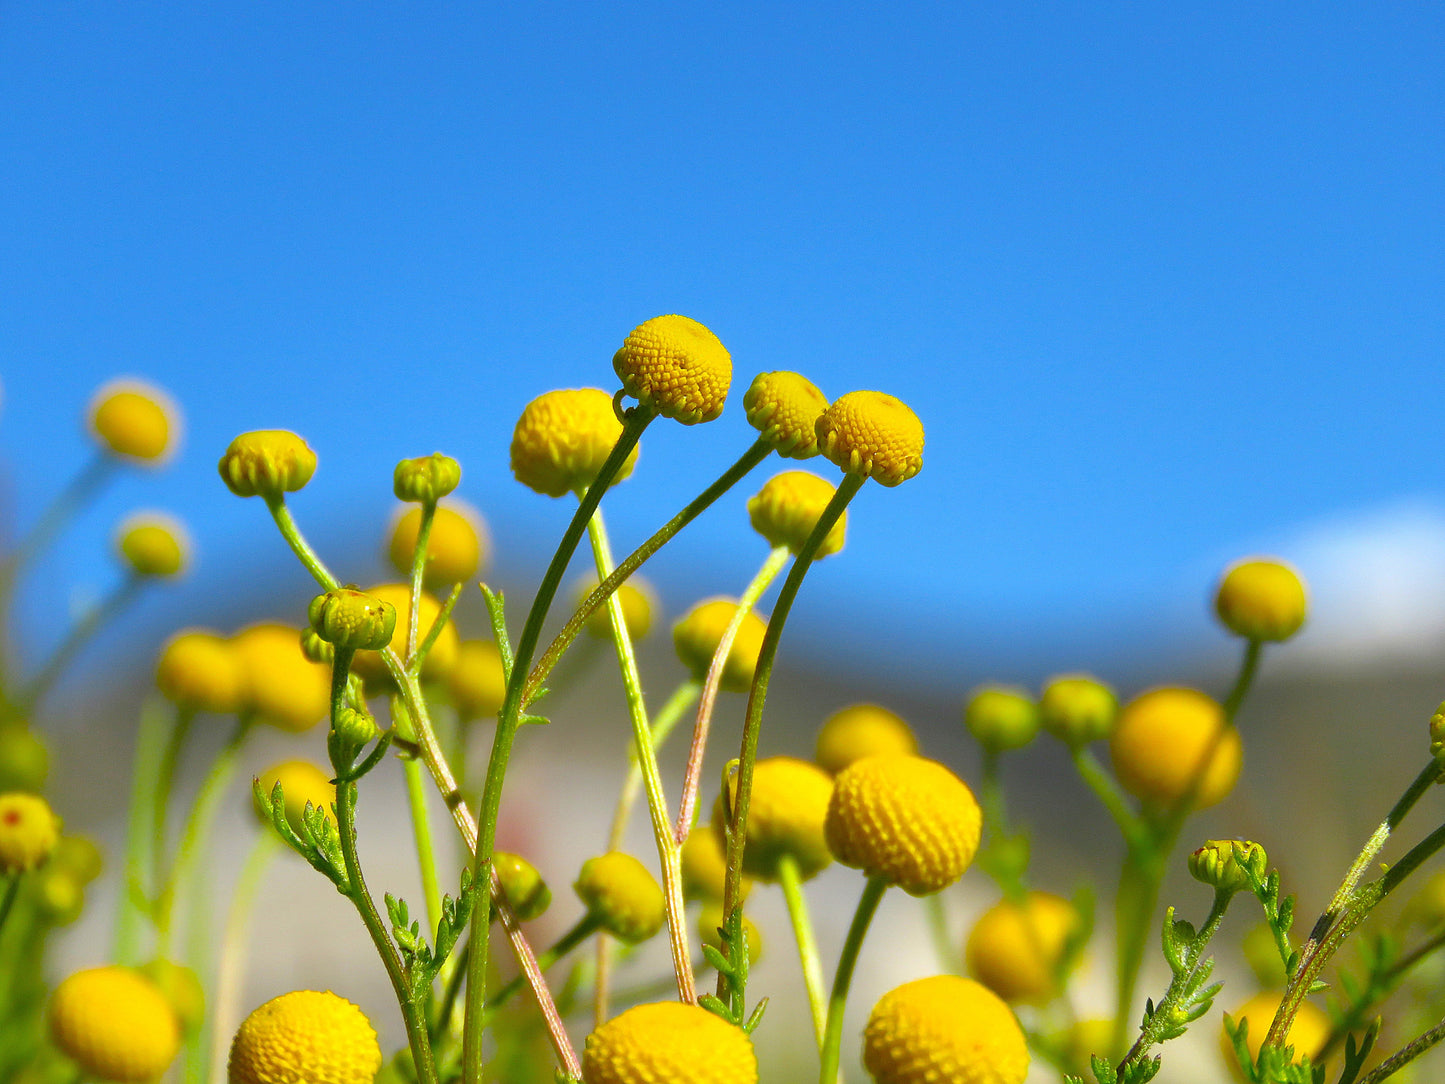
[1072,747,1145,849]
[1112,845,1165,1058]
[114,697,173,963]
[16,574,146,713]
[1319,925,1445,1060]
[778,855,828,1049]
[209,831,281,1083]
[265,496,341,590]
[486,914,603,1016]
[407,501,439,660]
[0,876,19,936]
[394,695,444,933]
[925,894,956,972]
[432,939,469,1044]
[463,406,653,1084]
[1220,639,1263,722]
[608,680,700,851]
[0,454,114,592]
[1356,1016,1445,1084]
[150,709,196,903]
[819,875,888,1084]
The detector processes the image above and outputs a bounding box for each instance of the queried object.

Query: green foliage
[385,870,477,1001]
[698,906,768,1035]
[254,778,348,892]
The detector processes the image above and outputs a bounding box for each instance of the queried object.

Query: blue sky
[2,4,1443,694]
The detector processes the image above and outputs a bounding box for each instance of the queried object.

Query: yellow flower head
[448,639,507,721]
[816,390,924,487]
[155,629,244,715]
[34,866,85,926]
[393,452,461,504]
[577,574,657,642]
[673,598,767,692]
[574,852,666,944]
[964,686,1040,753]
[348,583,460,690]
[965,891,1081,1004]
[231,623,331,733]
[1039,674,1118,747]
[815,703,919,776]
[0,791,61,873]
[681,824,752,903]
[743,371,828,458]
[715,756,834,882]
[49,966,181,1083]
[138,959,205,1035]
[254,760,335,834]
[747,471,847,558]
[582,1001,757,1084]
[386,501,489,590]
[1109,687,1242,809]
[308,588,397,652]
[826,755,981,896]
[53,834,105,883]
[1215,557,1309,643]
[863,975,1029,1084]
[698,903,763,967]
[511,388,639,498]
[88,379,180,465]
[613,314,732,425]
[228,989,380,1084]
[1222,991,1330,1082]
[493,852,552,922]
[218,430,317,499]
[0,726,49,793]
[115,512,190,578]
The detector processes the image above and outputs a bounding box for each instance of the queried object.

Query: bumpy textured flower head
[578,574,656,642]
[218,430,317,499]
[308,588,397,652]
[1214,557,1309,643]
[1221,991,1330,1082]
[815,703,919,775]
[448,640,507,721]
[228,990,380,1084]
[1109,687,1242,809]
[574,852,666,944]
[747,471,847,558]
[964,686,1040,753]
[348,583,459,689]
[612,314,732,425]
[254,760,335,834]
[698,903,763,967]
[582,1000,757,1084]
[673,598,767,692]
[393,452,461,504]
[511,388,639,498]
[715,756,834,882]
[49,966,181,1083]
[1189,840,1267,895]
[115,512,190,578]
[826,755,981,896]
[816,390,924,487]
[0,726,49,793]
[743,371,829,458]
[965,891,1080,1004]
[0,791,61,873]
[1039,674,1118,747]
[88,379,180,465]
[493,852,552,922]
[156,630,244,715]
[232,623,331,733]
[681,825,752,903]
[387,502,488,589]
[863,975,1029,1084]
[139,960,206,1035]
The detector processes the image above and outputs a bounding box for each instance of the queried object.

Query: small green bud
[964,685,1040,753]
[1039,674,1118,747]
[1430,701,1445,776]
[308,589,397,651]
[333,706,378,748]
[0,726,49,793]
[1188,839,1266,895]
[394,453,461,504]
[492,852,551,922]
[299,627,334,665]
[218,430,317,499]
[574,852,665,944]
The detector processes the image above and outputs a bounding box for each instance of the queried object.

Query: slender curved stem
[393,695,443,933]
[406,501,438,660]
[17,574,146,713]
[778,855,828,1048]
[0,454,114,591]
[150,708,196,900]
[608,681,701,851]
[1220,639,1262,722]
[209,831,281,1083]
[114,697,173,963]
[485,914,603,1018]
[265,496,341,591]
[1357,1016,1445,1084]
[819,875,888,1084]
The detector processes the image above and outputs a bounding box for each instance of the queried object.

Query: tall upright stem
[819,875,888,1084]
[778,855,828,1048]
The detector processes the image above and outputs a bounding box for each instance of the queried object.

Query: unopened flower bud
[1430,702,1445,775]
[393,453,461,504]
[116,513,190,578]
[613,314,731,425]
[1039,674,1118,748]
[332,707,378,749]
[218,430,317,499]
[1214,558,1309,642]
[299,627,334,666]
[964,686,1040,753]
[1189,839,1266,895]
[88,379,180,465]
[308,589,397,652]
[816,390,924,487]
[492,852,551,922]
[744,371,828,458]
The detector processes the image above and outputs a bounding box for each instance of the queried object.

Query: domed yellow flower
[53,834,104,883]
[698,903,763,967]
[715,756,834,882]
[348,583,459,689]
[228,989,381,1084]
[88,379,180,465]
[49,966,181,1083]
[254,761,335,834]
[826,755,981,896]
[815,703,919,776]
[218,430,317,499]
[1215,558,1309,643]
[816,390,924,487]
[574,852,666,944]
[156,629,245,715]
[613,314,732,425]
[1222,991,1330,1081]
[673,598,767,693]
[1109,687,1242,809]
[747,471,847,558]
[743,371,828,458]
[447,639,508,721]
[965,891,1081,1004]
[863,975,1029,1084]
[115,512,190,578]
[0,791,61,873]
[577,574,657,642]
[681,824,751,903]
[1039,674,1118,747]
[511,388,639,498]
[231,623,331,733]
[582,1001,757,1084]
[964,686,1040,753]
[386,501,488,589]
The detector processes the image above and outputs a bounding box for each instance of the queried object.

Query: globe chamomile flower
[254,760,335,835]
[863,975,1029,1084]
[1039,673,1118,747]
[348,583,459,689]
[393,452,461,504]
[1109,687,1242,809]
[155,629,245,715]
[964,686,1041,753]
[49,966,181,1083]
[576,573,657,642]
[218,430,317,500]
[228,989,381,1084]
[231,623,331,733]
[715,756,834,881]
[582,1000,757,1084]
[574,851,666,944]
[386,501,488,589]
[681,823,752,903]
[747,470,847,558]
[1214,557,1309,643]
[0,791,62,873]
[493,852,551,921]
[815,703,919,775]
[673,598,767,693]
[816,389,924,487]
[613,314,732,425]
[743,370,828,458]
[448,639,508,721]
[965,890,1081,1004]
[826,754,981,896]
[115,512,190,578]
[1222,990,1330,1082]
[88,379,180,465]
[511,388,639,498]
